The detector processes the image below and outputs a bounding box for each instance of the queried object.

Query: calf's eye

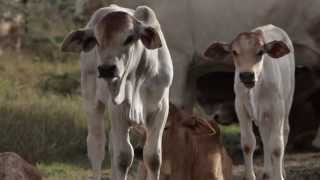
[123,35,135,45]
[232,50,238,56]
[257,49,264,56]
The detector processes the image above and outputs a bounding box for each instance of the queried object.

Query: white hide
[233,25,294,180]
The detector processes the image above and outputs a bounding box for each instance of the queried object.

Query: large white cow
[61,5,173,180]
[204,24,295,180]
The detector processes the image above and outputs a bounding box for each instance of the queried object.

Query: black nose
[239,72,255,88]
[97,65,117,79]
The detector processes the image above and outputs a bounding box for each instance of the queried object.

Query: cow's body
[62,5,173,180]
[137,103,233,180]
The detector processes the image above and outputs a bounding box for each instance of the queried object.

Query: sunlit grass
[0,50,87,162]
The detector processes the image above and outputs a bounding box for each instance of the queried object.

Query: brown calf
[136,103,233,180]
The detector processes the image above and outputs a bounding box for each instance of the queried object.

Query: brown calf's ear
[61,29,97,53]
[140,26,162,49]
[204,42,230,60]
[264,40,290,59]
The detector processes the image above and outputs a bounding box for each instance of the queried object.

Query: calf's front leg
[109,105,134,180]
[144,98,169,180]
[235,99,256,180]
[82,70,106,180]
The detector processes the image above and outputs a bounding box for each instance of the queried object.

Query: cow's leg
[144,99,169,180]
[258,117,272,180]
[282,116,290,178]
[267,123,285,180]
[262,106,284,180]
[109,106,134,180]
[137,162,148,180]
[81,67,106,180]
[86,100,106,180]
[235,99,256,180]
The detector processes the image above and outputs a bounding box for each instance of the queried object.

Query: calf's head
[204,31,290,88]
[166,103,219,137]
[61,8,162,103]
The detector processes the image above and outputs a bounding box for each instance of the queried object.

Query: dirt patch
[232,152,320,180]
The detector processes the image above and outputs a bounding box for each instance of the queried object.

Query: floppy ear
[204,42,230,60]
[61,29,97,53]
[264,40,290,58]
[139,26,162,49]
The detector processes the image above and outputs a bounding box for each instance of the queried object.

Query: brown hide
[137,103,233,180]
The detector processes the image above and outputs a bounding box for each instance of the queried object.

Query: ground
[233,152,320,180]
[37,151,320,180]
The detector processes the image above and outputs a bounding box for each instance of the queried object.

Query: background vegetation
[0,0,101,179]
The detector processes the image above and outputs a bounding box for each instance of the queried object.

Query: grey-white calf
[204,24,294,180]
[61,5,173,180]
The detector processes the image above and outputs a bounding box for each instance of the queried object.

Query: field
[0,0,320,179]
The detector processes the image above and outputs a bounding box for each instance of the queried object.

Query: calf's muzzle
[97,64,117,79]
[239,72,255,88]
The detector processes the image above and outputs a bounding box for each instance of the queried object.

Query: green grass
[0,50,87,161]
[37,161,139,180]
[0,50,97,179]
[220,124,241,152]
[38,161,93,180]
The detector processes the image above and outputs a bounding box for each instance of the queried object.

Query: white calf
[204,24,295,180]
[61,5,173,180]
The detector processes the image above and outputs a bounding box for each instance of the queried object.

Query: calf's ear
[139,26,162,49]
[264,40,290,59]
[204,42,230,60]
[61,29,97,53]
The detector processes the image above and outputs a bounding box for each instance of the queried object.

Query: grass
[220,124,241,153]
[0,50,87,161]
[37,160,138,180]
[0,50,97,179]
[0,1,110,178]
[38,161,93,180]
